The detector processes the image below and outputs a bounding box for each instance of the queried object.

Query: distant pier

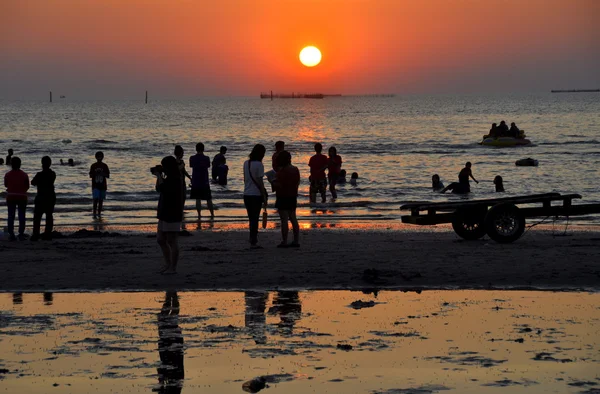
[260,92,327,99]
[551,89,599,93]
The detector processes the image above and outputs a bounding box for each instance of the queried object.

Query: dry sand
[1,228,599,292]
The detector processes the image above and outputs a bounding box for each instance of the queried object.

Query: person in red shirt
[308,143,328,203]
[273,151,300,248]
[327,146,343,200]
[4,156,29,241]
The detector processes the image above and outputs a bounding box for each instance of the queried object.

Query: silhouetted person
[441,162,478,194]
[497,120,509,137]
[509,122,521,138]
[89,151,110,219]
[243,144,268,248]
[268,291,301,336]
[31,156,56,241]
[245,291,268,344]
[432,174,444,191]
[273,151,300,248]
[272,141,285,171]
[488,123,498,138]
[156,292,184,394]
[189,143,214,219]
[308,143,328,203]
[174,145,191,224]
[0,158,4,165]
[211,146,228,185]
[155,156,183,274]
[494,175,505,192]
[337,169,347,184]
[6,149,14,165]
[327,146,342,200]
[4,156,29,241]
[350,172,359,186]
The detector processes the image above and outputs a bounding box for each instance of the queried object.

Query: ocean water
[1,93,599,229]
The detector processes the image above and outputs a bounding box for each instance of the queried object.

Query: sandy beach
[1,228,599,292]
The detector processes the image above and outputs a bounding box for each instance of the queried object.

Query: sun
[299,46,322,67]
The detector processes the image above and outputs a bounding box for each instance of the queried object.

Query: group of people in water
[432,162,504,195]
[485,120,524,139]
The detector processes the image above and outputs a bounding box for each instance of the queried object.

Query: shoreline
[1,228,599,293]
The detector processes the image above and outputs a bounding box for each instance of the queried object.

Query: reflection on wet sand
[155,292,184,394]
[0,291,598,393]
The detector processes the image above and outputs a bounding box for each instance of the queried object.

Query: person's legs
[329,176,338,199]
[319,180,327,203]
[157,228,171,271]
[207,199,215,218]
[278,210,290,244]
[165,232,179,273]
[309,181,317,203]
[93,198,98,218]
[289,210,300,245]
[7,201,16,237]
[244,196,262,245]
[32,201,43,240]
[17,201,26,236]
[44,200,55,238]
[98,198,104,217]
[195,199,202,219]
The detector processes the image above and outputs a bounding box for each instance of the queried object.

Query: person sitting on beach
[4,156,29,241]
[6,149,14,165]
[273,151,300,248]
[31,156,56,241]
[155,156,183,275]
[509,122,521,138]
[89,151,110,219]
[441,162,478,194]
[337,169,347,184]
[327,147,343,200]
[308,143,329,203]
[432,174,444,191]
[494,175,505,192]
[189,143,214,220]
[497,120,509,137]
[350,172,359,186]
[211,146,228,184]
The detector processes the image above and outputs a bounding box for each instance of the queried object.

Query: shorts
[275,197,297,211]
[190,186,212,200]
[157,220,181,233]
[309,178,327,193]
[92,189,106,200]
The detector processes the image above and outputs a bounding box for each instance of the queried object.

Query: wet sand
[1,291,598,393]
[1,228,599,292]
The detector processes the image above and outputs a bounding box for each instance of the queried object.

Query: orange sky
[1,0,598,98]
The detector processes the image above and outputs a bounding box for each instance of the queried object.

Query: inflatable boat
[480,137,532,147]
[515,158,538,166]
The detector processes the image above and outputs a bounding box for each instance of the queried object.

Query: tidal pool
[0,291,598,393]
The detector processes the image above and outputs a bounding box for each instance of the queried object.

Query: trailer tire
[452,207,487,240]
[485,203,525,243]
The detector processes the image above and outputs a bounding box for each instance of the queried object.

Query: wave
[539,140,599,146]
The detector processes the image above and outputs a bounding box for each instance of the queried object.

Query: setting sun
[299,46,322,67]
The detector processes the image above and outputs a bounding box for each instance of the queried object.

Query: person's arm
[104,165,110,178]
[25,174,30,192]
[469,170,478,184]
[31,173,39,187]
[253,164,268,204]
[89,165,94,178]
[155,173,164,192]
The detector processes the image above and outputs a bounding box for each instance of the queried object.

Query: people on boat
[497,120,509,137]
[488,123,498,138]
[509,122,521,138]
[432,174,444,191]
[494,175,505,192]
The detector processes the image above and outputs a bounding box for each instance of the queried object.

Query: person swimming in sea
[494,175,505,192]
[350,172,359,186]
[432,174,444,191]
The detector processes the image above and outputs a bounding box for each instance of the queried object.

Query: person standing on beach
[212,146,228,184]
[4,157,29,241]
[89,151,110,219]
[174,145,192,222]
[273,151,300,248]
[272,141,285,171]
[6,149,14,165]
[327,146,342,200]
[243,144,268,248]
[155,156,183,274]
[189,143,214,220]
[308,143,328,203]
[31,156,56,241]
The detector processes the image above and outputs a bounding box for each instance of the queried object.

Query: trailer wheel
[452,207,487,240]
[485,203,525,243]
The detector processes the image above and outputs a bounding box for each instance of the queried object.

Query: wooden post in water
[145,90,148,104]
[270,90,273,101]
[49,91,52,103]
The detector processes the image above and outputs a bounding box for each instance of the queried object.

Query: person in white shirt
[243,144,268,247]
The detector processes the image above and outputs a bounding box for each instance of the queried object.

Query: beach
[2,228,599,292]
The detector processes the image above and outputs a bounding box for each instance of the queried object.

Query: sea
[1,93,599,231]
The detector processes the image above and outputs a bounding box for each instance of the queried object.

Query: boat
[480,137,532,147]
[515,158,538,166]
